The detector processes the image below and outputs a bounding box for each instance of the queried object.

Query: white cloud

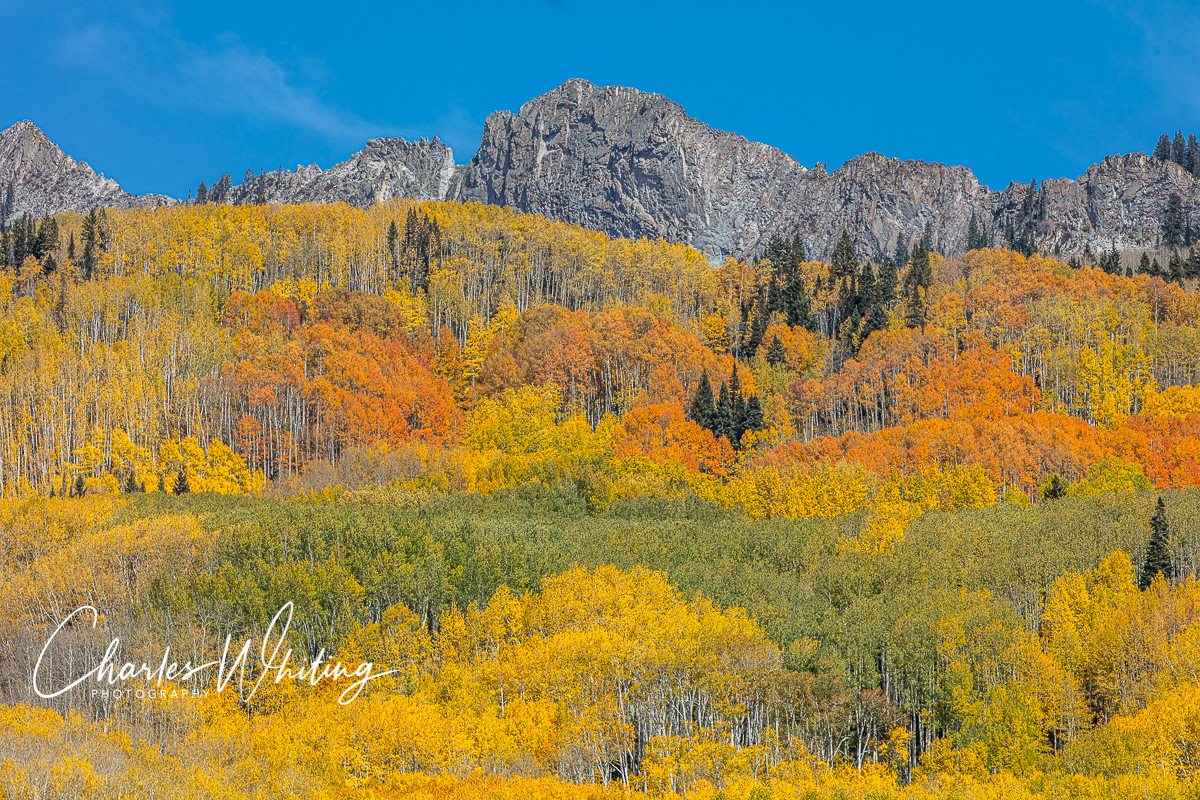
[176,33,377,141]
[54,6,382,144]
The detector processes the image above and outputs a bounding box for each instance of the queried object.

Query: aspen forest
[7,199,1200,799]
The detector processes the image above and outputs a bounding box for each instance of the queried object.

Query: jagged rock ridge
[0,120,173,225]
[222,135,455,207]
[5,82,1199,263]
[449,79,1199,261]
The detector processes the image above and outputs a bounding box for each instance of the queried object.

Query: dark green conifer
[1042,475,1069,501]
[740,395,765,438]
[1164,192,1186,247]
[688,370,715,429]
[713,381,733,444]
[902,239,932,329]
[1139,498,1173,589]
[831,230,858,280]
[893,236,909,269]
[766,335,786,366]
[1154,133,1172,160]
[1174,131,1188,166]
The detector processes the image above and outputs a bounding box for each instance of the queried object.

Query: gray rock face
[0,120,173,225]
[6,81,1199,263]
[224,136,455,207]
[449,79,1198,261]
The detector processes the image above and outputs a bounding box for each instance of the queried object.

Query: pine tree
[902,239,932,328]
[212,175,232,204]
[1139,497,1173,589]
[36,216,58,257]
[1139,252,1151,275]
[2,182,13,223]
[729,365,746,441]
[196,182,208,204]
[1174,131,1188,166]
[1188,246,1200,280]
[1154,133,1172,160]
[876,258,899,307]
[713,381,733,444]
[893,236,909,269]
[1189,134,1199,174]
[81,210,100,280]
[688,370,715,430]
[831,230,858,279]
[766,335,786,366]
[387,220,400,282]
[1170,250,1186,283]
[1042,475,1069,501]
[174,470,191,495]
[740,395,765,439]
[1164,192,1186,247]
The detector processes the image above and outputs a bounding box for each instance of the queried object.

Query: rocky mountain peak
[5,80,1199,264]
[0,119,172,225]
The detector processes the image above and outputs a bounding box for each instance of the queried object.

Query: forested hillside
[4,199,1200,798]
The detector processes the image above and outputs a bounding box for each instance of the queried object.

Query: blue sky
[2,0,1197,198]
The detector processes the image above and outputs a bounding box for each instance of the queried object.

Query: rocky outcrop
[449,79,1199,261]
[0,120,173,225]
[224,135,456,207]
[6,81,1199,263]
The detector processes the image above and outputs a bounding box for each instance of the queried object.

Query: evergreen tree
[893,236,909,269]
[745,301,767,356]
[255,170,267,205]
[124,472,139,493]
[387,220,400,281]
[212,174,233,204]
[36,216,58,258]
[2,182,13,223]
[1042,475,1069,501]
[688,370,715,429]
[1099,243,1121,275]
[902,239,932,328]
[1139,251,1151,275]
[174,470,191,495]
[1188,246,1200,280]
[1164,192,1186,247]
[1189,134,1199,174]
[1170,250,1186,283]
[713,381,733,444]
[740,395,765,439]
[1139,497,1173,589]
[1154,133,1172,160]
[81,210,101,280]
[766,335,786,366]
[196,182,208,204]
[729,365,745,440]
[1174,131,1188,166]
[876,258,899,307]
[831,230,858,279]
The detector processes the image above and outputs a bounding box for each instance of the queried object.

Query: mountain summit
[3,81,1198,262]
[0,120,172,222]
